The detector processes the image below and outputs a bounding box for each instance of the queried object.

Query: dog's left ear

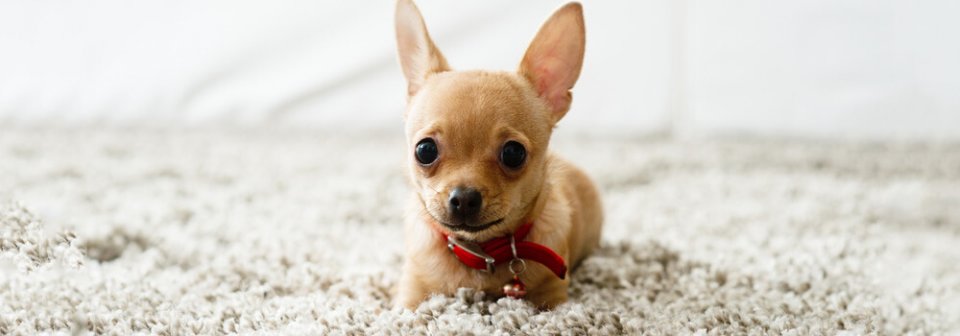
[519,2,585,123]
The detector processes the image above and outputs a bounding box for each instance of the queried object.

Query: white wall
[684,0,960,140]
[0,0,957,140]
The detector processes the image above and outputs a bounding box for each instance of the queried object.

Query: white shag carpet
[1,127,958,335]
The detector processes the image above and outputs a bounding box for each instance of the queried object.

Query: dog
[394,0,602,309]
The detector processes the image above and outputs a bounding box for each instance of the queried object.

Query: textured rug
[1,127,958,335]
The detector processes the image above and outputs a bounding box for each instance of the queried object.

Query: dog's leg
[396,266,428,310]
[524,276,569,309]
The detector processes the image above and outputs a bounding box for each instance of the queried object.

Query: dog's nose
[448,187,482,219]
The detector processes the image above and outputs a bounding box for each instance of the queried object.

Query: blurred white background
[1,0,958,140]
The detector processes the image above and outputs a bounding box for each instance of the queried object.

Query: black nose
[448,187,482,219]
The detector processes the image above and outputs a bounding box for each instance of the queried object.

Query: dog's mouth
[436,217,505,232]
[417,195,507,233]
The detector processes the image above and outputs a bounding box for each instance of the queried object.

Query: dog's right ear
[395,0,450,98]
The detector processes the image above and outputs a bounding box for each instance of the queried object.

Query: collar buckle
[446,236,496,273]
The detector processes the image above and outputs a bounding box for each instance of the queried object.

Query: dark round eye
[500,141,526,169]
[415,138,439,165]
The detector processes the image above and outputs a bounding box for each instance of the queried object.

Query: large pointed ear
[519,2,585,122]
[395,0,450,98]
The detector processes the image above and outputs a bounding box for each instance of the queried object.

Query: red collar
[441,222,567,279]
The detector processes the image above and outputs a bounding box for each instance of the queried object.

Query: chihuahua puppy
[394,0,602,309]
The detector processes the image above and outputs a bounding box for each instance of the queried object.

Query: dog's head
[395,0,585,241]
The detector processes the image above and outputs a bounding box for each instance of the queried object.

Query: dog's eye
[415,138,439,165]
[500,141,526,169]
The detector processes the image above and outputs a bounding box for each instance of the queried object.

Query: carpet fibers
[1,127,958,335]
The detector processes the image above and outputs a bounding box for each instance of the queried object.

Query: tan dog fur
[394,0,602,309]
